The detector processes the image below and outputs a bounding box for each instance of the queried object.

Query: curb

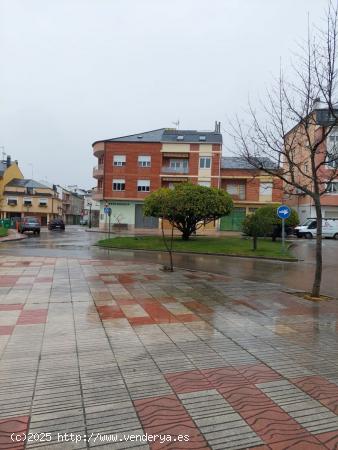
[94,244,298,263]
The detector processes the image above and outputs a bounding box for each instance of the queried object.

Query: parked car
[79,218,88,226]
[18,217,40,235]
[294,218,338,239]
[48,218,65,231]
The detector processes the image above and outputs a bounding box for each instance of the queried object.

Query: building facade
[57,186,84,225]
[283,105,338,223]
[0,155,23,218]
[2,179,62,225]
[92,126,283,231]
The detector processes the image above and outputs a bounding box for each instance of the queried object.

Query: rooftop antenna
[172,120,180,130]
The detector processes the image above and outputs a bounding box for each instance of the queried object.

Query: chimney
[6,155,11,168]
[313,97,322,110]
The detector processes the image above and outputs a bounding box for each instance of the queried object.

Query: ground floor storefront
[2,211,60,226]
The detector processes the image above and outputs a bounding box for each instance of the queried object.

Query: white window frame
[327,181,338,194]
[39,198,48,206]
[327,129,338,169]
[226,183,246,200]
[7,196,18,206]
[198,181,211,187]
[113,155,126,167]
[23,197,32,206]
[259,182,273,196]
[138,155,151,167]
[199,157,211,169]
[137,180,150,192]
[112,179,125,191]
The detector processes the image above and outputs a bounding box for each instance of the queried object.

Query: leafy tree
[255,205,299,241]
[242,213,271,250]
[144,183,233,240]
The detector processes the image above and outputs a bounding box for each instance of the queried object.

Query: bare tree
[231,2,338,298]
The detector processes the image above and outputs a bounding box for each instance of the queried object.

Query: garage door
[135,204,159,229]
[325,210,338,218]
[220,208,246,231]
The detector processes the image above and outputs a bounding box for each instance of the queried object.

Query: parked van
[295,218,338,239]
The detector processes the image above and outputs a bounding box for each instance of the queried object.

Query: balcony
[161,166,189,174]
[92,188,103,200]
[93,164,104,178]
[93,142,104,157]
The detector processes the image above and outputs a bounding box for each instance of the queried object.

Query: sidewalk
[0,229,27,243]
[0,255,338,449]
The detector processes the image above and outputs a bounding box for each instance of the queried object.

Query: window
[113,155,126,166]
[259,182,273,195]
[7,197,17,206]
[199,136,206,141]
[169,159,188,169]
[226,183,246,200]
[23,198,32,206]
[327,181,338,193]
[138,155,151,167]
[176,135,184,141]
[39,198,48,207]
[137,180,150,192]
[327,130,338,168]
[198,181,211,187]
[113,179,125,191]
[199,157,211,169]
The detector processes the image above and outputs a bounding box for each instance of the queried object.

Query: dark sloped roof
[162,129,222,144]
[93,128,222,145]
[221,157,277,170]
[5,178,50,189]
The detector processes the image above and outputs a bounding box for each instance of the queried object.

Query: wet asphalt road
[0,226,337,297]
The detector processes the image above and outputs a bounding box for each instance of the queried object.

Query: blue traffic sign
[104,207,112,215]
[277,205,291,219]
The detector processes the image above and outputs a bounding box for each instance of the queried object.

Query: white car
[295,218,338,239]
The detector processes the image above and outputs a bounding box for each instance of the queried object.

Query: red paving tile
[243,406,310,444]
[16,309,48,325]
[134,395,209,449]
[35,277,53,283]
[293,375,338,401]
[0,415,29,450]
[268,435,324,449]
[117,275,135,284]
[0,304,23,311]
[220,384,276,415]
[0,326,14,336]
[315,431,338,449]
[165,370,212,394]
[184,301,214,314]
[128,316,156,326]
[175,313,200,322]
[236,363,281,384]
[0,276,19,287]
[141,301,179,324]
[96,305,124,320]
[320,397,338,415]
[202,366,248,389]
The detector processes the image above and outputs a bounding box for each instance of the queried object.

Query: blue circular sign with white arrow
[277,205,291,220]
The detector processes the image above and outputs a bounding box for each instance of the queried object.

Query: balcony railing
[161,166,189,174]
[92,188,103,200]
[93,164,104,178]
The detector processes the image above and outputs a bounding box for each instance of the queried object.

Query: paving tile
[0,415,29,450]
[165,370,212,394]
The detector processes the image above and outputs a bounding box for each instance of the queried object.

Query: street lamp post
[88,202,92,229]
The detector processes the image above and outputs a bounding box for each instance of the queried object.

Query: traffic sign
[277,205,291,220]
[104,207,112,216]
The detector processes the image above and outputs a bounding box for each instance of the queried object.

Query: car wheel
[334,233,338,240]
[305,232,313,239]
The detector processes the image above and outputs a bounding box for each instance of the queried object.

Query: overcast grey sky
[0,0,328,188]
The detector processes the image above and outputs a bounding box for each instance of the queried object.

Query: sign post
[104,206,112,239]
[277,205,291,253]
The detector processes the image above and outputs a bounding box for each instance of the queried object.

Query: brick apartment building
[283,103,338,223]
[92,126,283,231]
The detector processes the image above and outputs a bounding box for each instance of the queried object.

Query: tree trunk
[181,230,190,240]
[311,198,322,298]
[253,235,257,251]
